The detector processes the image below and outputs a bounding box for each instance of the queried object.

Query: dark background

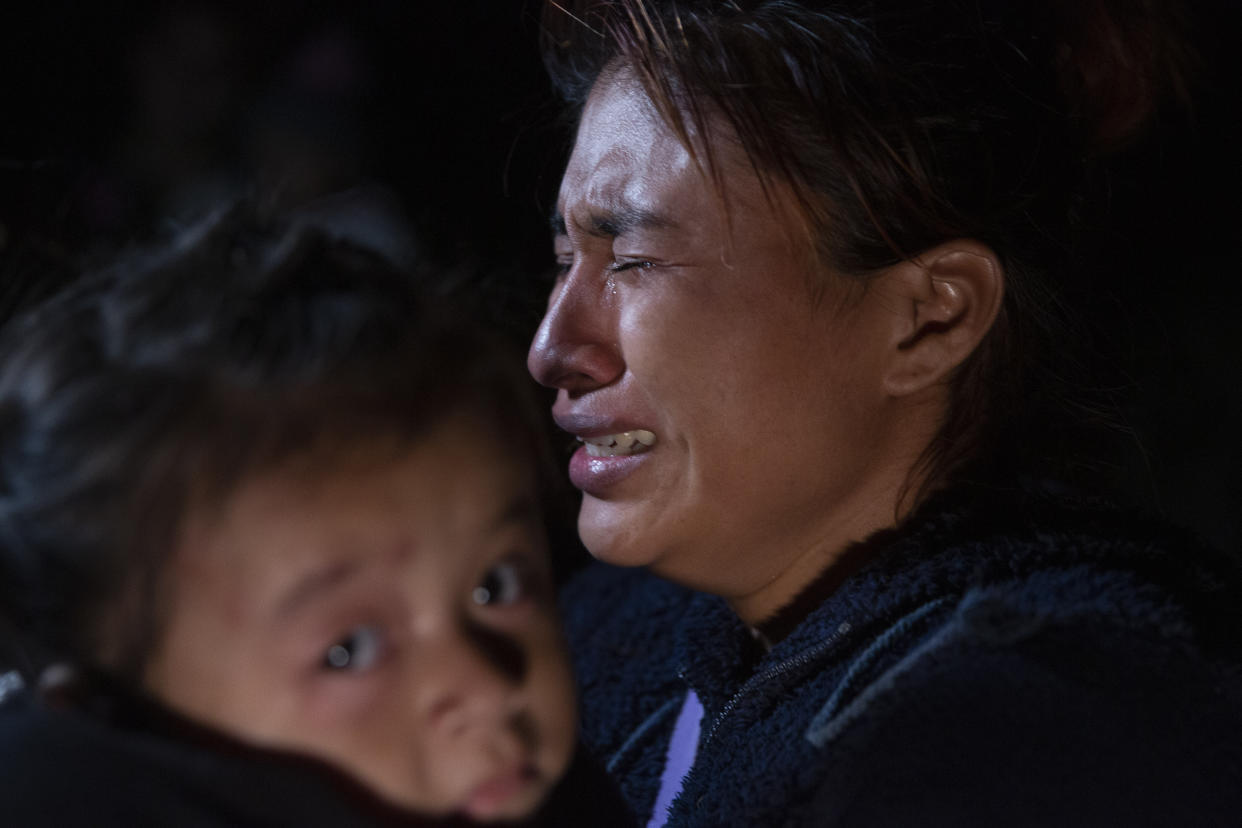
[1,0,1238,552]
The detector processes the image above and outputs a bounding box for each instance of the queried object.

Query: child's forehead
[174,417,544,609]
[198,408,535,515]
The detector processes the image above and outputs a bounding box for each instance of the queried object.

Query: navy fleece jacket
[562,485,1242,827]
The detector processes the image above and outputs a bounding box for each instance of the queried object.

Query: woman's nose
[527,267,624,395]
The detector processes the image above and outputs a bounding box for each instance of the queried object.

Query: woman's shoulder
[799,597,1242,827]
[878,480,1238,602]
[781,490,1242,825]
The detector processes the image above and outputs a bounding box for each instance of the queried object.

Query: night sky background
[2,0,1239,554]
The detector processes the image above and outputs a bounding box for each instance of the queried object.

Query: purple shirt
[646,689,704,828]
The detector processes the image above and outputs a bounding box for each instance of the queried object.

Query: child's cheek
[301,668,390,723]
[286,634,393,722]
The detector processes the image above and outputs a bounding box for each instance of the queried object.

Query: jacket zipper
[702,619,854,747]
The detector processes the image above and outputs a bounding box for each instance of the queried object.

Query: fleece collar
[670,481,1241,722]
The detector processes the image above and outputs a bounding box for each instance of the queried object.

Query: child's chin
[368,768,548,825]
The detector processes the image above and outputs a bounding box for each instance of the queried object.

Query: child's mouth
[459,763,540,821]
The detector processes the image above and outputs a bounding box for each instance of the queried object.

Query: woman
[526,1,1242,825]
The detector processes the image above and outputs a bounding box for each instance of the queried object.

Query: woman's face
[528,71,917,622]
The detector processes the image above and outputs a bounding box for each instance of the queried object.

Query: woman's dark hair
[0,205,551,685]
[541,0,1194,500]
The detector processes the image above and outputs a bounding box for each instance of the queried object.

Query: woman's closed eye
[608,258,654,273]
[322,625,386,673]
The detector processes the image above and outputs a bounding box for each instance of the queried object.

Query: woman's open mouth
[579,429,657,457]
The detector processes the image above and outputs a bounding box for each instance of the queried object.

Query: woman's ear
[876,239,1004,397]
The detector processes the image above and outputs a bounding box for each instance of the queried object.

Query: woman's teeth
[581,430,657,457]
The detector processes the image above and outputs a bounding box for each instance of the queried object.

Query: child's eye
[322,625,385,672]
[472,561,526,607]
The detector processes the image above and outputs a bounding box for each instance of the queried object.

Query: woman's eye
[609,259,653,273]
[472,561,526,607]
[322,626,385,673]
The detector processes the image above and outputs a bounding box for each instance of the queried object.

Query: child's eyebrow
[490,493,541,532]
[273,559,365,621]
[272,497,541,621]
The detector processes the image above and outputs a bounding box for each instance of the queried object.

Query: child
[0,208,624,826]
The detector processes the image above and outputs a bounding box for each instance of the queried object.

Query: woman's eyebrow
[551,201,676,240]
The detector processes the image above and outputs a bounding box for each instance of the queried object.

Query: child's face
[142,414,577,822]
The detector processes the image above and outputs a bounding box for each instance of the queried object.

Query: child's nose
[417,621,528,735]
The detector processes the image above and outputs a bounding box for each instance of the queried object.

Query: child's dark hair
[0,205,552,687]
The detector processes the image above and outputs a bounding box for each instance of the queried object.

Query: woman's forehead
[561,72,820,283]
